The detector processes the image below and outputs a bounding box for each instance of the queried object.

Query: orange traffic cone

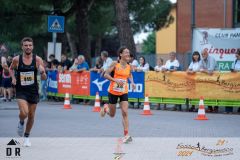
[92,92,101,112]
[141,94,152,115]
[63,93,72,109]
[195,96,208,120]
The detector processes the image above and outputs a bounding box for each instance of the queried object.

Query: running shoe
[23,137,31,147]
[122,135,133,144]
[17,122,24,137]
[100,104,109,117]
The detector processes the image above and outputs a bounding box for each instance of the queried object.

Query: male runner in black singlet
[10,37,46,147]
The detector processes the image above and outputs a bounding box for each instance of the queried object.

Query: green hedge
[47,92,240,107]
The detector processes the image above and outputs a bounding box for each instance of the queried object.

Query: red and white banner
[58,71,90,95]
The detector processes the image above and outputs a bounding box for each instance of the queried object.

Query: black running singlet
[16,55,38,95]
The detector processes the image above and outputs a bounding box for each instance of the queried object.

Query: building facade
[156,0,240,54]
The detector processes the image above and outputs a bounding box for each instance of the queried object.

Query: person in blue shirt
[77,55,89,72]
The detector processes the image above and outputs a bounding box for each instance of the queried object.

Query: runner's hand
[131,83,136,90]
[115,79,124,87]
[39,65,45,74]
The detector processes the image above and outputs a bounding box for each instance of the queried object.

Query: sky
[134,0,177,43]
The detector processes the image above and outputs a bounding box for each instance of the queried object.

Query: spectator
[69,57,79,72]
[226,50,240,113]
[200,49,218,112]
[0,56,7,98]
[186,51,201,111]
[7,55,14,99]
[7,55,13,67]
[162,52,180,72]
[162,52,181,110]
[2,63,11,101]
[154,57,164,72]
[135,56,150,109]
[40,60,48,101]
[49,54,55,61]
[47,54,55,69]
[153,57,166,110]
[77,55,89,72]
[61,54,72,71]
[231,50,240,72]
[51,59,59,71]
[90,56,103,72]
[100,51,113,73]
[187,51,201,74]
[136,56,149,72]
[200,49,217,75]
[76,55,90,104]
[130,54,138,71]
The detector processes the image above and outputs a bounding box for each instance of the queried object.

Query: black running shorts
[108,92,128,104]
[16,92,39,104]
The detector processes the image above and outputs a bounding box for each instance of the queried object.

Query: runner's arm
[9,56,18,85]
[36,56,47,80]
[104,61,117,82]
[128,73,136,90]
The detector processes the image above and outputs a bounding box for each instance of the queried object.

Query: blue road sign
[48,16,65,33]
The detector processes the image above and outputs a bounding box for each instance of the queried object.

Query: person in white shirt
[154,57,167,110]
[99,51,113,75]
[187,51,201,112]
[187,51,201,74]
[154,57,164,72]
[136,56,149,72]
[130,54,138,71]
[228,50,240,114]
[162,52,180,72]
[231,50,240,72]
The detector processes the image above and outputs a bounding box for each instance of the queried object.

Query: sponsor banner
[46,71,58,93]
[145,71,240,100]
[128,72,144,98]
[58,72,72,94]
[192,28,240,71]
[71,72,90,96]
[0,138,239,160]
[90,72,110,96]
[90,72,144,98]
[58,71,90,95]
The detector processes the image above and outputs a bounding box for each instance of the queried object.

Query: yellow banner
[145,71,240,100]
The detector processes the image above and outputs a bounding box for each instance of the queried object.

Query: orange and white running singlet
[108,63,131,96]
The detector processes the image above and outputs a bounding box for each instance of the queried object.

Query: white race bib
[20,71,34,86]
[113,79,127,93]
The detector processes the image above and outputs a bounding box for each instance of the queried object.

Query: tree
[142,32,156,54]
[113,0,173,56]
[89,0,116,56]
[0,0,173,62]
[129,0,173,32]
[114,0,136,55]
[0,0,52,55]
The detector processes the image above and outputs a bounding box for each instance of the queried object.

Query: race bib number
[113,79,127,93]
[20,71,34,86]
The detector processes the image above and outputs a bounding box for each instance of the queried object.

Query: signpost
[48,16,65,58]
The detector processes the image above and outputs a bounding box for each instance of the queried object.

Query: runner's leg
[25,103,37,135]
